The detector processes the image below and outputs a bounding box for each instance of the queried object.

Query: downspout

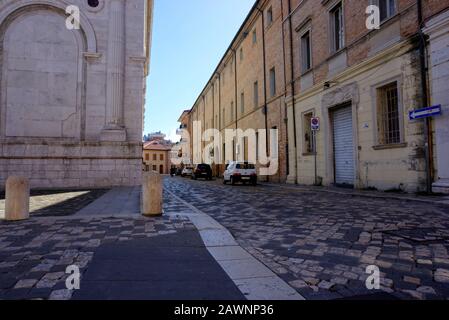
[417,0,433,193]
[232,49,238,161]
[218,73,222,174]
[256,6,269,165]
[287,0,297,183]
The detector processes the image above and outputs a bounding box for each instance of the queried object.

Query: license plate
[242,177,250,180]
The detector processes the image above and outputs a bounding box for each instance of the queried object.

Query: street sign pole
[313,130,318,186]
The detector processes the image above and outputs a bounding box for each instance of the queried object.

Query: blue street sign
[409,105,442,120]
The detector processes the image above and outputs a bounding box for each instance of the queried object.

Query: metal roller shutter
[332,106,354,186]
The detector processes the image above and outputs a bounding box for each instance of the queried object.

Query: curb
[165,188,304,301]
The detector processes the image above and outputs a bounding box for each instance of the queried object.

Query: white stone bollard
[142,171,163,216]
[5,176,30,221]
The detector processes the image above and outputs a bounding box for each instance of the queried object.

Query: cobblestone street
[164,177,449,300]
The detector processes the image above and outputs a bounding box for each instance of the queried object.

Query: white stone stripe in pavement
[164,188,305,301]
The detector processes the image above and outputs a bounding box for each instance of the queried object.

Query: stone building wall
[0,0,153,189]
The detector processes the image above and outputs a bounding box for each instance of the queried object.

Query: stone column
[4,176,30,221]
[424,11,449,193]
[101,0,127,142]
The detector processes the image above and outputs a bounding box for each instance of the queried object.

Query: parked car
[223,162,257,186]
[181,166,193,177]
[176,167,183,176]
[192,164,212,180]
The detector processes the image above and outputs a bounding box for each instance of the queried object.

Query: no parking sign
[311,117,320,131]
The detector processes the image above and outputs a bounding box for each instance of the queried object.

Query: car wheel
[231,177,236,186]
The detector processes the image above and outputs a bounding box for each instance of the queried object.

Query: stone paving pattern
[0,189,109,217]
[164,177,449,300]
[0,214,200,300]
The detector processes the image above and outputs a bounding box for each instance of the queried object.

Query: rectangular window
[269,67,276,97]
[160,154,164,161]
[301,31,312,72]
[330,2,344,52]
[379,0,396,22]
[267,7,273,25]
[377,82,401,145]
[145,153,149,161]
[252,30,257,44]
[253,81,259,108]
[152,154,157,161]
[152,165,157,171]
[303,112,314,154]
[240,92,245,115]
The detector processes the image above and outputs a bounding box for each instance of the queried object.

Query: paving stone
[403,276,421,285]
[14,279,38,289]
[49,289,73,300]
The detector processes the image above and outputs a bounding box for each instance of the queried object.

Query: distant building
[143,140,172,174]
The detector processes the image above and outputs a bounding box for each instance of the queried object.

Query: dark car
[192,164,212,180]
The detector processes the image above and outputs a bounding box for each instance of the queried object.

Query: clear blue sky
[144,0,256,141]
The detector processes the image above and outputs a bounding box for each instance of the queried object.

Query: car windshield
[197,164,210,170]
[236,163,255,169]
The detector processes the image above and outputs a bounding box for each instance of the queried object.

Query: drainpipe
[287,0,297,183]
[417,0,433,193]
[232,49,238,161]
[256,5,269,166]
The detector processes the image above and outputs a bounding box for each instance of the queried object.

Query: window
[330,2,344,52]
[253,81,259,108]
[269,67,276,97]
[160,154,164,161]
[240,92,245,115]
[152,154,157,161]
[379,0,396,22]
[267,7,273,25]
[152,165,157,171]
[252,30,257,44]
[377,82,401,145]
[301,31,312,72]
[145,153,149,161]
[303,112,314,154]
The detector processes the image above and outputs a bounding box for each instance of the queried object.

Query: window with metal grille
[377,82,400,145]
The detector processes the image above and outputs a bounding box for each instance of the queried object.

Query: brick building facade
[181,0,449,192]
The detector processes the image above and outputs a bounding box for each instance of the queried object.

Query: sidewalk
[261,182,449,206]
[0,188,245,300]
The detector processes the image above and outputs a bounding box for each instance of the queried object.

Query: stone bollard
[5,176,30,221]
[142,171,163,216]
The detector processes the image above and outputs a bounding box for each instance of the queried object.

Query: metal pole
[314,130,318,186]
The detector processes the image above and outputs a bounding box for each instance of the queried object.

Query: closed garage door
[332,105,354,186]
